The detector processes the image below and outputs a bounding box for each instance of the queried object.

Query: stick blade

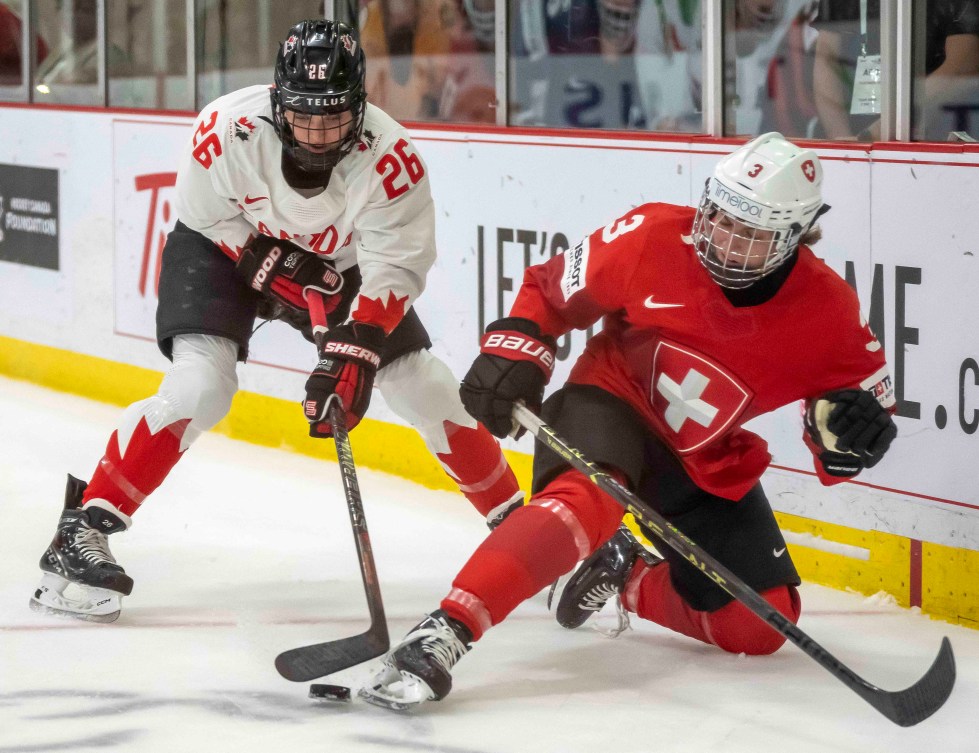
[275,628,390,682]
[862,637,956,727]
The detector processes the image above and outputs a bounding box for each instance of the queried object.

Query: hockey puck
[309,683,351,702]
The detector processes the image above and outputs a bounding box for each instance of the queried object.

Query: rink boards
[0,103,976,628]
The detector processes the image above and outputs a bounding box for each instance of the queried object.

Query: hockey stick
[274,296,390,682]
[512,403,956,727]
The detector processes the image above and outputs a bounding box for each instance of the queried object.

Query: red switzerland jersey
[510,203,895,500]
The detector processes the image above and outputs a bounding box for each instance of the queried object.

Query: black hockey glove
[804,389,897,478]
[304,322,385,438]
[460,317,557,439]
[236,236,343,313]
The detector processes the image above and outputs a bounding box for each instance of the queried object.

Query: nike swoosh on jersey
[243,195,269,204]
[644,295,684,309]
[773,547,786,557]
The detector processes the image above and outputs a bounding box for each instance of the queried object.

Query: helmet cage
[692,195,800,289]
[271,91,366,172]
[271,20,367,173]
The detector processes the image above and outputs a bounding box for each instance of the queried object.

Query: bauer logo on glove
[480,332,557,374]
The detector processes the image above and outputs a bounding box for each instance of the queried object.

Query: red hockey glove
[805,389,896,478]
[236,236,343,313]
[304,322,385,438]
[460,317,557,439]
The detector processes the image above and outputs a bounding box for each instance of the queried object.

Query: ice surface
[1,375,975,752]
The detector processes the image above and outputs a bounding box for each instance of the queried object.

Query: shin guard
[624,561,801,655]
[435,420,521,518]
[442,470,623,639]
[83,417,191,518]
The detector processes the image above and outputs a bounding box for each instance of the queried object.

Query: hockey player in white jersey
[30,19,523,623]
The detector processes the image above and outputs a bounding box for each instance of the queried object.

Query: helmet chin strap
[280,149,335,190]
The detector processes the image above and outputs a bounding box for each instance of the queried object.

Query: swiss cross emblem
[650,341,752,454]
[801,159,816,183]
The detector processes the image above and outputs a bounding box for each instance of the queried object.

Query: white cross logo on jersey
[649,340,752,454]
[656,369,719,433]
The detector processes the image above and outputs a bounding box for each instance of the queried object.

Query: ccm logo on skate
[481,332,555,375]
[322,342,381,367]
[251,245,282,290]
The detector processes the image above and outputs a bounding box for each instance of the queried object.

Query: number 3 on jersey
[601,213,644,243]
[377,138,425,200]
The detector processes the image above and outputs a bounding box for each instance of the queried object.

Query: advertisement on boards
[104,116,978,538]
[112,119,187,343]
[0,163,59,270]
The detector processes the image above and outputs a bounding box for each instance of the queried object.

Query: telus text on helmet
[712,184,763,218]
[286,94,348,108]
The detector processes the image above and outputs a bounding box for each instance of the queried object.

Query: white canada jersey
[173,85,436,333]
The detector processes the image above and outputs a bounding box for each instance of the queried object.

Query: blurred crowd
[357,0,979,141]
[3,0,977,140]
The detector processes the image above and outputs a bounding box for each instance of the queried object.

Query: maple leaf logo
[359,128,379,153]
[352,291,409,334]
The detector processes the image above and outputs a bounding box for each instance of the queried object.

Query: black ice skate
[359,610,473,710]
[555,525,661,634]
[29,475,133,623]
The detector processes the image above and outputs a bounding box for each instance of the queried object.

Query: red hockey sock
[82,417,190,518]
[442,469,623,640]
[435,421,521,517]
[623,561,802,655]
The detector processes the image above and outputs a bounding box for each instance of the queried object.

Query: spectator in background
[510,0,645,129]
[443,0,643,126]
[359,0,458,121]
[438,0,496,123]
[634,0,819,136]
[0,2,48,85]
[811,0,880,140]
[813,0,979,141]
[917,0,979,140]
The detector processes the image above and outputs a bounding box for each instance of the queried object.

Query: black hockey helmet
[271,20,367,173]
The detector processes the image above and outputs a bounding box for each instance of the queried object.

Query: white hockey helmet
[463,0,495,47]
[691,132,825,289]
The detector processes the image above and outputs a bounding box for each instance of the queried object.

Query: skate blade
[358,667,432,711]
[29,573,122,623]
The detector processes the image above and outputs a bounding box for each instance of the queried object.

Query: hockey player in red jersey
[30,19,522,623]
[360,133,898,709]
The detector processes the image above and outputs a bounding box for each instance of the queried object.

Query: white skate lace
[420,620,469,671]
[593,595,632,639]
[581,582,619,612]
[74,526,117,566]
[387,617,469,673]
